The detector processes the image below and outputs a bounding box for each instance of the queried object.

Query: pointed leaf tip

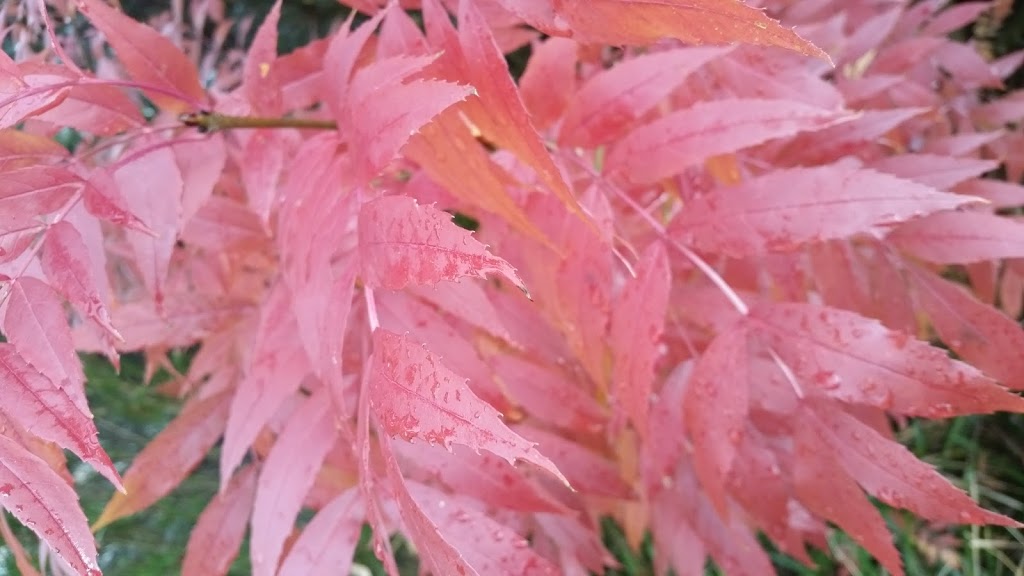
[359,195,528,292]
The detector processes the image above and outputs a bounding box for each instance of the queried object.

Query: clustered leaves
[2,0,1024,574]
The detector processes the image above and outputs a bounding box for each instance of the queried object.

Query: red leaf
[556,0,827,59]
[182,465,258,576]
[369,329,566,484]
[886,211,1024,263]
[93,391,229,529]
[670,165,974,258]
[243,0,283,115]
[909,265,1024,390]
[683,326,749,514]
[808,398,1019,526]
[278,488,364,576]
[749,301,1024,417]
[77,0,205,112]
[559,46,730,148]
[0,433,101,576]
[793,419,904,576]
[359,195,527,291]
[41,221,120,341]
[611,241,670,434]
[5,277,88,413]
[251,387,339,576]
[606,99,847,186]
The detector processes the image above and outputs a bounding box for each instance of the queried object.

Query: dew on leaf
[813,371,842,390]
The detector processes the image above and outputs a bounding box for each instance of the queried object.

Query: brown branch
[179,111,338,133]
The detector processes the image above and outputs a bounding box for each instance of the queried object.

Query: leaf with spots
[369,329,565,484]
[669,165,975,258]
[748,301,1024,417]
[359,195,527,291]
[0,433,101,576]
[0,344,122,491]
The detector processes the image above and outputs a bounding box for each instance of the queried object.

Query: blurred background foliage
[4,0,1024,574]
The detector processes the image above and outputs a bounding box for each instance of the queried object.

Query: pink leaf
[174,134,226,226]
[4,277,88,413]
[369,329,566,484]
[396,442,569,513]
[793,419,904,576]
[278,488,364,576]
[359,195,527,291]
[82,171,151,234]
[518,38,578,131]
[113,145,183,302]
[0,166,79,233]
[422,0,583,217]
[220,283,310,482]
[607,99,847,186]
[611,241,670,434]
[886,211,1024,263]
[251,387,339,576]
[559,46,730,148]
[670,165,975,258]
[909,265,1024,390]
[40,221,120,341]
[406,480,560,575]
[77,0,205,112]
[0,344,121,491]
[243,0,283,115]
[182,465,258,576]
[868,154,998,190]
[683,326,749,514]
[93,391,229,529]
[515,425,633,498]
[749,301,1024,417]
[0,433,101,576]
[556,0,827,59]
[345,71,472,184]
[492,354,606,433]
[808,398,1018,526]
